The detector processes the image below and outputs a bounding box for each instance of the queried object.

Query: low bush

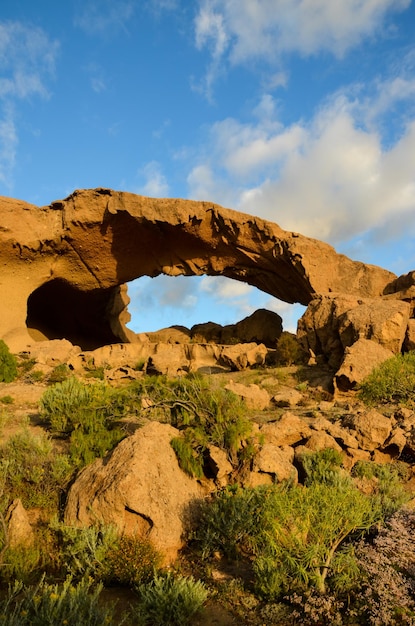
[40,377,130,467]
[0,340,17,383]
[133,572,208,626]
[105,534,162,587]
[275,332,307,366]
[52,522,118,580]
[0,430,72,510]
[0,575,116,626]
[139,373,256,476]
[359,352,415,406]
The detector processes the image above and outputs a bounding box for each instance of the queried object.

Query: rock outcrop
[0,188,396,352]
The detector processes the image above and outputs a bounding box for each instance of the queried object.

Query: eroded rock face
[0,188,396,351]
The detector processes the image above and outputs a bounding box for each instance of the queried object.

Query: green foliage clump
[196,485,266,560]
[134,572,208,626]
[40,377,129,467]
[136,373,255,477]
[300,448,345,486]
[105,535,162,587]
[359,352,415,406]
[196,468,402,600]
[0,395,14,405]
[52,522,118,580]
[275,332,307,366]
[0,575,116,626]
[351,461,410,519]
[0,430,72,510]
[0,340,17,383]
[47,363,70,384]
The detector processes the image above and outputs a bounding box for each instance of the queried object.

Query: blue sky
[1,0,415,335]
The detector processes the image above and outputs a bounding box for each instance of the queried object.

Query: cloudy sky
[1,0,415,334]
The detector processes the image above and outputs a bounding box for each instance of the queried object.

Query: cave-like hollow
[26,279,122,351]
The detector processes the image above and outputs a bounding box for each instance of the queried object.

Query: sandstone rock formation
[0,188,396,352]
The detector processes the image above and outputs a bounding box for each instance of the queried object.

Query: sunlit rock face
[0,188,397,351]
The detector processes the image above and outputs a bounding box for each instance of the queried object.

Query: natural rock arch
[0,188,396,351]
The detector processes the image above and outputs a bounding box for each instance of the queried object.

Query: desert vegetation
[0,341,415,624]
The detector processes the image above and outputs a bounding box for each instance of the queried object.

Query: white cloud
[187,73,415,248]
[194,0,410,93]
[0,21,58,100]
[74,0,135,36]
[0,21,58,189]
[138,161,169,197]
[200,275,252,298]
[0,105,17,188]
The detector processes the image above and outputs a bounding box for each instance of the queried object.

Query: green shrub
[0,575,116,626]
[253,481,380,598]
[51,522,118,580]
[0,395,13,404]
[105,535,161,586]
[145,373,255,476]
[40,377,128,467]
[47,363,70,384]
[300,448,345,486]
[197,481,388,599]
[275,332,307,366]
[1,543,42,583]
[134,572,208,626]
[0,430,72,510]
[351,461,410,519]
[0,340,17,383]
[170,435,205,479]
[359,352,415,406]
[196,485,267,560]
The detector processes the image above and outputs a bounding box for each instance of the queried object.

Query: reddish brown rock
[335,339,395,391]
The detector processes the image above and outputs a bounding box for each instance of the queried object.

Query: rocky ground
[1,354,414,625]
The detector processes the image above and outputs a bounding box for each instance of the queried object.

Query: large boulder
[0,188,396,352]
[64,421,205,564]
[335,339,395,391]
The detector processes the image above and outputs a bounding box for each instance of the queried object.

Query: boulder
[253,444,297,483]
[338,299,410,354]
[404,319,415,351]
[231,309,283,348]
[303,431,343,453]
[335,339,395,391]
[225,381,270,410]
[271,386,304,408]
[64,421,205,564]
[205,445,233,487]
[5,499,34,548]
[218,343,268,370]
[349,409,392,451]
[260,413,312,447]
